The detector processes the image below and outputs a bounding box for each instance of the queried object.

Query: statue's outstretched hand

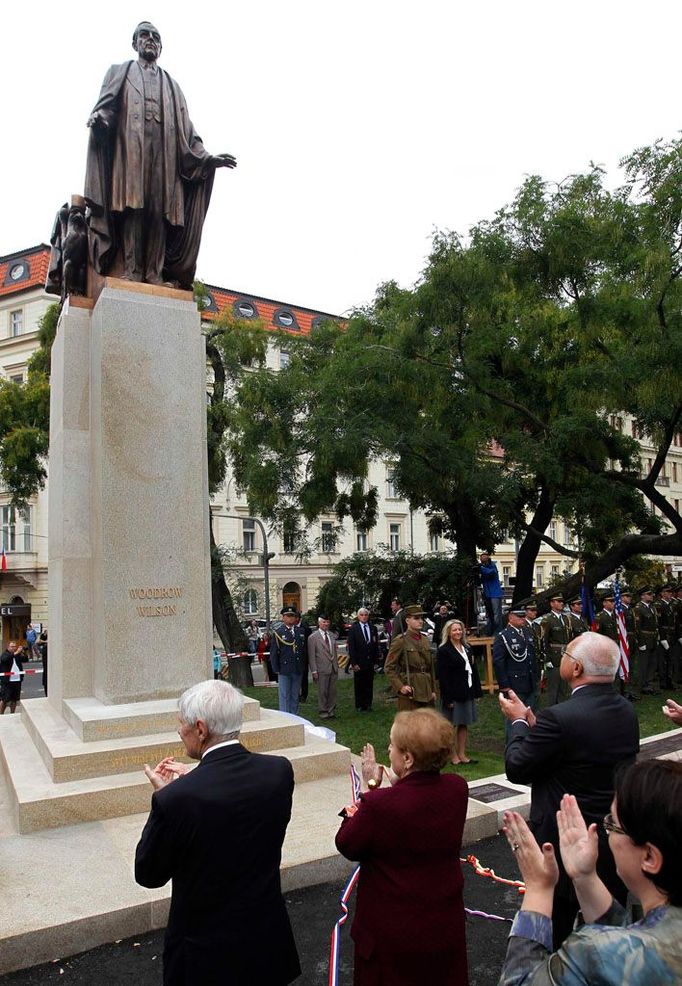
[211,153,237,169]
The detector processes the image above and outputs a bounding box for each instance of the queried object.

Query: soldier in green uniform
[596,591,618,643]
[567,596,589,637]
[540,592,571,706]
[655,584,676,690]
[671,583,682,686]
[524,599,542,668]
[385,605,437,711]
[634,585,659,695]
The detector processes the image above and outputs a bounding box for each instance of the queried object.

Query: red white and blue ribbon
[327,864,361,986]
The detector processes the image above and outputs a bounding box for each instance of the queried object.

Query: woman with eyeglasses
[498,759,682,985]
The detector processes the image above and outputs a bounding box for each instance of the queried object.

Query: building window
[502,565,511,586]
[673,462,678,483]
[283,520,299,554]
[675,499,680,513]
[243,588,258,615]
[386,467,397,499]
[389,523,401,552]
[535,566,544,588]
[9,373,24,385]
[279,350,290,369]
[1,506,31,552]
[273,308,300,330]
[549,521,557,541]
[233,298,259,320]
[242,517,256,552]
[321,521,335,552]
[564,525,573,546]
[551,564,560,579]
[429,533,440,552]
[10,310,23,337]
[356,528,368,552]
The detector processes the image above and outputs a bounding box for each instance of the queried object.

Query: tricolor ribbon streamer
[460,854,525,893]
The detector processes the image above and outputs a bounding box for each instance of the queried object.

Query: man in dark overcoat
[135,679,300,986]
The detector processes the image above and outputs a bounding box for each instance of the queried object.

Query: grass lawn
[244,674,680,782]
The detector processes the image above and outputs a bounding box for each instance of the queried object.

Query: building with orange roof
[1,244,680,640]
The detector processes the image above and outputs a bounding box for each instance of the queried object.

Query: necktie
[323,632,330,652]
[363,623,370,643]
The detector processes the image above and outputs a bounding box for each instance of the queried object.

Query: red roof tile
[0,245,50,299]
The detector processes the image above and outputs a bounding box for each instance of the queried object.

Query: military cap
[524,600,538,610]
[548,592,564,603]
[600,590,615,602]
[636,585,654,596]
[280,604,300,616]
[567,595,582,605]
[506,606,527,617]
[404,604,427,618]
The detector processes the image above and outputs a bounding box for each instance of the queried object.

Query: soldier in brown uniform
[634,585,659,695]
[385,605,437,711]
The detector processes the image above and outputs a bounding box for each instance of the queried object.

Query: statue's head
[132,22,162,62]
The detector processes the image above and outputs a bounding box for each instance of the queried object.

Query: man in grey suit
[307,615,339,718]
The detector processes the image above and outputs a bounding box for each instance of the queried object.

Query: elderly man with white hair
[499,632,639,949]
[135,679,300,986]
[347,607,380,712]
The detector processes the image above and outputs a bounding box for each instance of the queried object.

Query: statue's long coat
[84,60,215,287]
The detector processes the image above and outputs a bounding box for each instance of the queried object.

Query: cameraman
[479,552,504,635]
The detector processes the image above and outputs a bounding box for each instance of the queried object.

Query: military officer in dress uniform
[524,600,542,649]
[540,592,571,706]
[269,605,305,715]
[384,605,437,711]
[671,584,682,686]
[596,591,618,642]
[634,585,659,695]
[493,606,538,737]
[655,584,676,690]
[567,596,589,637]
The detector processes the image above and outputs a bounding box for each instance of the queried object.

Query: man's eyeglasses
[560,646,578,661]
[603,812,627,836]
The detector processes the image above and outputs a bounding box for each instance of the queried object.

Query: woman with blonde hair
[436,619,482,765]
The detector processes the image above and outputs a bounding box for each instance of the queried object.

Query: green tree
[223,137,682,605]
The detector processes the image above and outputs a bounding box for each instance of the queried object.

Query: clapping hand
[662,699,682,726]
[502,810,559,893]
[143,756,190,790]
[556,794,598,881]
[360,743,382,787]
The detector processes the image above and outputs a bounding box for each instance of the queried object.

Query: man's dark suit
[135,743,300,986]
[347,620,379,711]
[505,683,639,947]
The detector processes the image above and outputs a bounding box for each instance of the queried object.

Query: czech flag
[1,547,6,572]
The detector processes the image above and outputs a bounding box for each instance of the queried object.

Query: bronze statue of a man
[84,22,236,289]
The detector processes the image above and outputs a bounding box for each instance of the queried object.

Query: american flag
[614,575,630,682]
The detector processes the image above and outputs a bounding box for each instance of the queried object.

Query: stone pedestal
[49,281,212,708]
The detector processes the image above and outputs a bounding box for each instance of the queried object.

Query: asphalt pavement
[0,831,519,985]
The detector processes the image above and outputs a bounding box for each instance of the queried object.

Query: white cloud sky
[1,0,681,315]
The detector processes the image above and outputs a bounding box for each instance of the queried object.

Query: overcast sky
[2,1,681,315]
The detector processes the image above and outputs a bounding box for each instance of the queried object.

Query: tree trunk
[227,653,255,690]
[512,487,556,604]
[210,520,250,661]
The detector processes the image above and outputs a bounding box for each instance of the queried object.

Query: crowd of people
[139,659,682,986]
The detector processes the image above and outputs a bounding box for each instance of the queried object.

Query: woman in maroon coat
[336,709,469,986]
